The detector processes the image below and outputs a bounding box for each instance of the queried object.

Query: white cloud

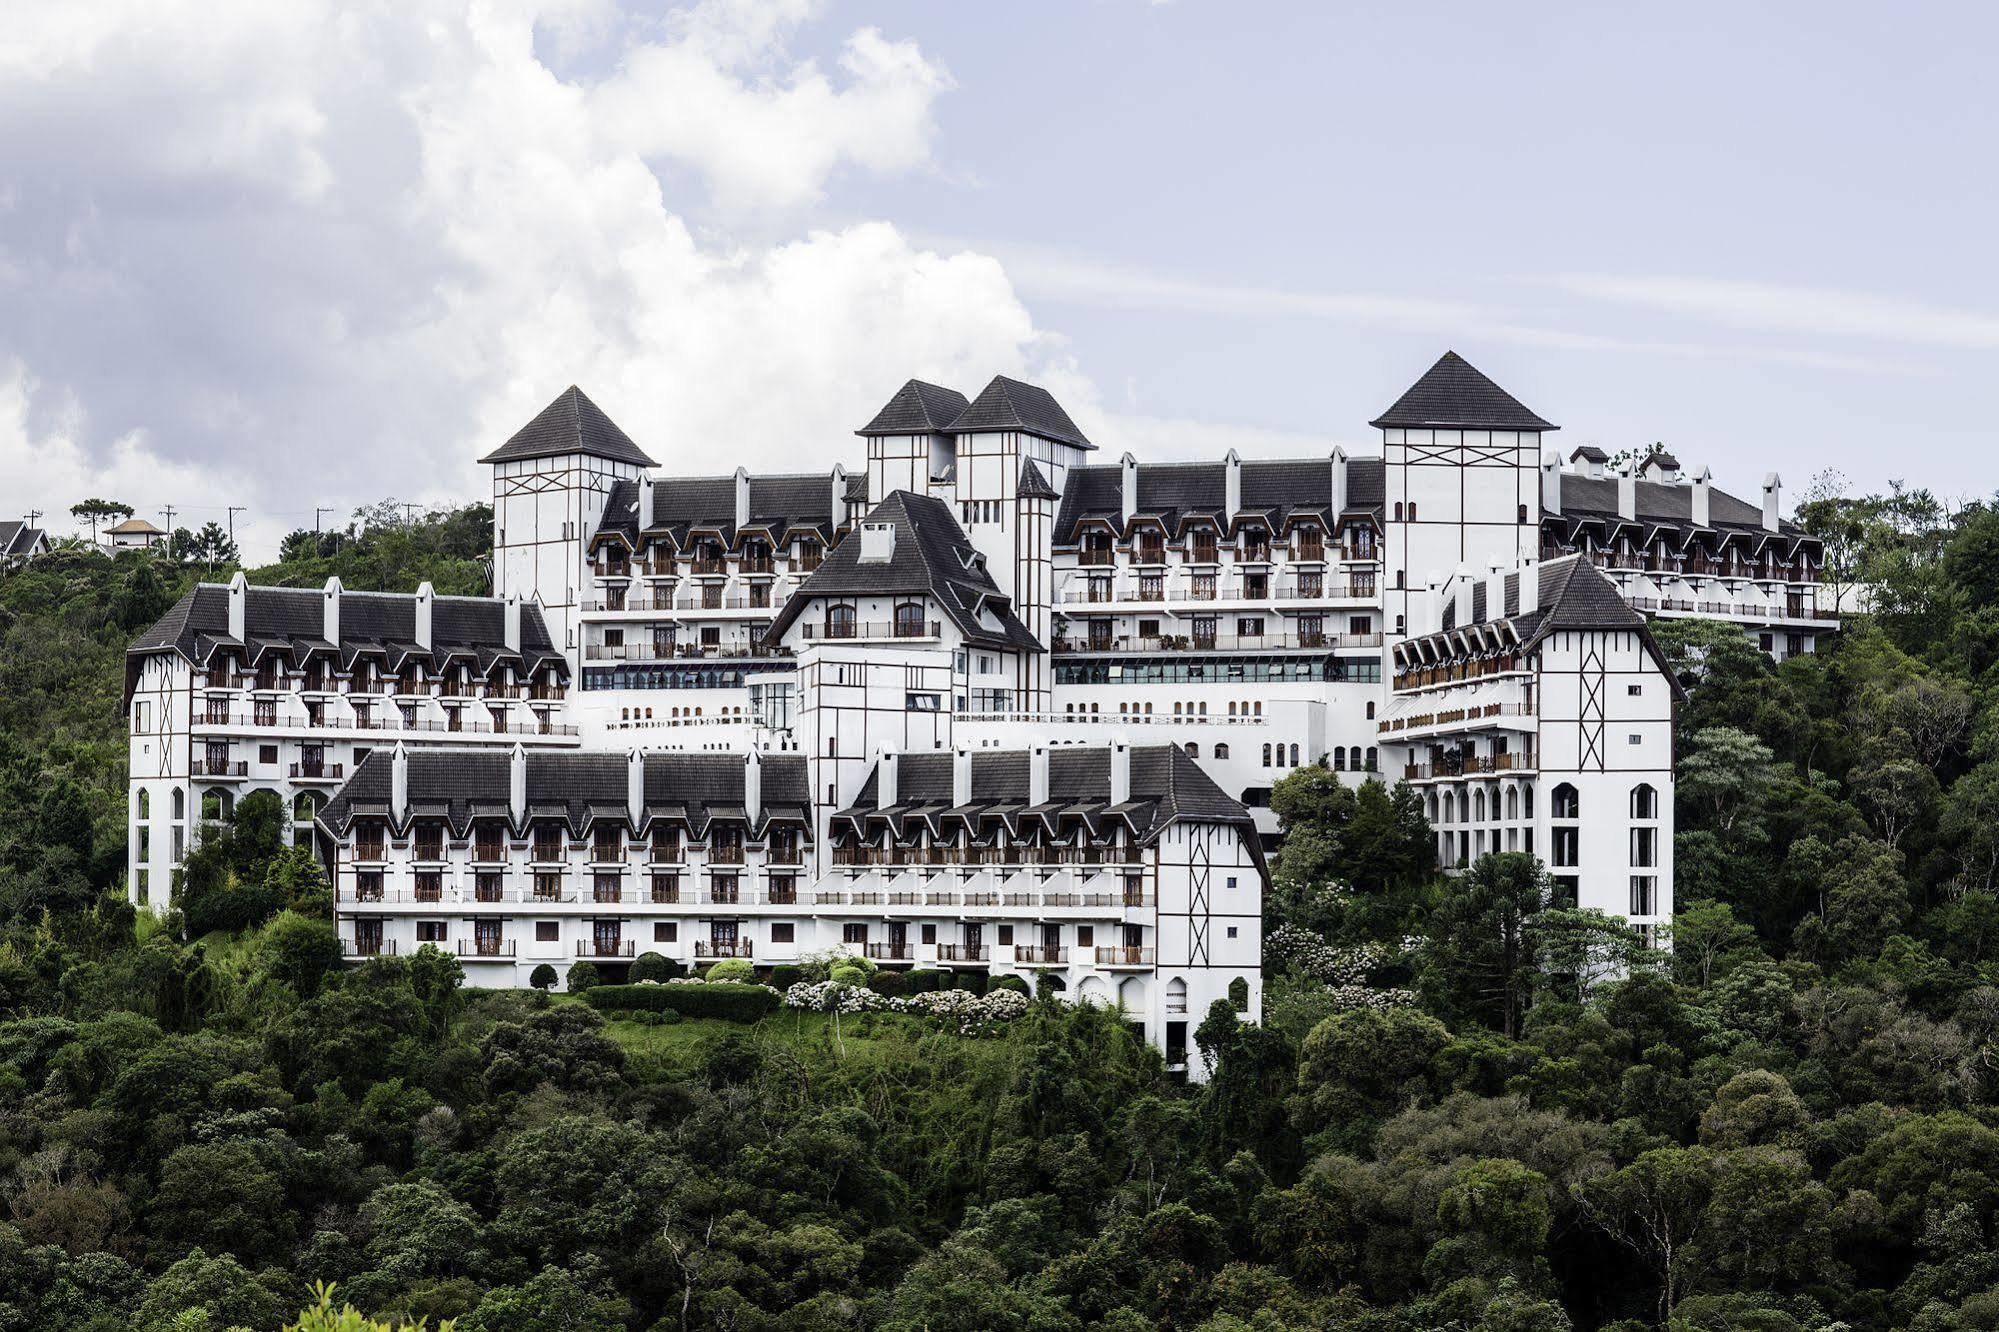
[0,0,1017,560]
[1544,273,1999,351]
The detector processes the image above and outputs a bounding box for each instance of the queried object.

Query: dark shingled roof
[319,748,811,838]
[857,380,972,436]
[766,491,1040,651]
[838,745,1259,852]
[0,521,49,558]
[946,376,1093,449]
[1569,445,1609,464]
[480,386,658,468]
[1370,351,1556,432]
[1016,458,1061,502]
[593,471,850,548]
[1556,473,1799,538]
[130,584,564,676]
[1054,456,1385,542]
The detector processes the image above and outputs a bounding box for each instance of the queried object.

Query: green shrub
[566,960,602,993]
[629,951,682,983]
[990,974,1029,995]
[867,969,907,997]
[706,957,755,983]
[767,964,803,989]
[584,982,778,1023]
[1229,975,1250,1012]
[957,971,989,996]
[529,963,558,991]
[905,969,944,994]
[829,964,868,988]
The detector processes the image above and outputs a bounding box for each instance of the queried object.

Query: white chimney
[627,748,645,828]
[227,570,247,642]
[1762,472,1782,533]
[1109,739,1130,806]
[858,521,896,563]
[734,466,751,532]
[414,582,434,651]
[876,750,898,808]
[503,594,521,653]
[508,743,527,825]
[1486,563,1507,623]
[830,464,849,531]
[636,473,655,533]
[1542,451,1564,518]
[1452,566,1474,627]
[1330,446,1349,517]
[953,744,972,807]
[322,576,343,645]
[1029,742,1050,806]
[391,742,409,824]
[1120,452,1138,527]
[1690,465,1713,528]
[1517,557,1540,616]
[744,747,763,826]
[1224,448,1242,517]
[1616,465,1637,522]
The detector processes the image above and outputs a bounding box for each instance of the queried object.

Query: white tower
[1373,352,1553,641]
[483,386,657,668]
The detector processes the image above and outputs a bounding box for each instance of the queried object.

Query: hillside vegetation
[5,487,1999,1330]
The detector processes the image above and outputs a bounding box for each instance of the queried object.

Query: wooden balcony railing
[938,944,989,963]
[865,943,913,961]
[459,939,515,958]
[1015,945,1068,965]
[578,939,635,958]
[695,940,753,959]
[1095,946,1155,967]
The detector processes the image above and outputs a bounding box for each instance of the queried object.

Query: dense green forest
[6,486,1999,1331]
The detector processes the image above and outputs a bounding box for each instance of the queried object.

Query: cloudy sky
[3,0,1994,559]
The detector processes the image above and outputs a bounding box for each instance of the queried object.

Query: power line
[226,506,247,550]
[315,507,335,535]
[161,505,177,532]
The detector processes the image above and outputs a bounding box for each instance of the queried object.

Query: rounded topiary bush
[529,963,558,992]
[829,964,868,988]
[566,960,601,993]
[629,951,682,984]
[867,969,907,997]
[706,957,754,983]
[767,964,803,990]
[990,974,1030,996]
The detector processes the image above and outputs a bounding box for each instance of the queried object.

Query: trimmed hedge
[867,970,907,998]
[767,965,804,990]
[584,982,779,1023]
[629,951,684,983]
[990,974,1030,996]
[904,969,945,994]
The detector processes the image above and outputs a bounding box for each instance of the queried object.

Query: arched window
[1408,503,1418,521]
[136,789,150,819]
[1630,783,1658,819]
[1214,743,1229,760]
[1518,503,1529,523]
[1474,789,1487,822]
[293,791,317,821]
[1290,744,1301,766]
[893,601,927,637]
[1348,746,1362,770]
[1393,502,1404,521]
[1365,746,1377,772]
[1184,742,1198,756]
[1552,783,1579,819]
[1332,748,1346,770]
[1166,977,1188,1015]
[1506,787,1519,820]
[824,604,856,639]
[1522,786,1534,819]
[172,789,185,820]
[1261,743,1272,767]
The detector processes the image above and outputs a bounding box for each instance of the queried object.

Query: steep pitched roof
[318,748,811,838]
[838,744,1258,850]
[1369,351,1557,432]
[592,472,851,548]
[765,491,1040,651]
[857,380,972,436]
[1016,458,1061,502]
[1053,456,1386,541]
[0,521,49,557]
[480,386,658,468]
[946,376,1093,449]
[1556,473,1797,537]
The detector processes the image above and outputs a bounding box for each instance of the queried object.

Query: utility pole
[315,507,335,535]
[25,509,41,527]
[227,506,247,551]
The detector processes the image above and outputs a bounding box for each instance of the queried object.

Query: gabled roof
[318,748,811,838]
[1016,458,1061,502]
[946,376,1093,449]
[857,380,972,436]
[593,472,851,548]
[0,521,49,557]
[1370,351,1556,432]
[480,385,658,468]
[765,491,1041,651]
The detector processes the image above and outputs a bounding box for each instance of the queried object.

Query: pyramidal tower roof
[946,375,1093,449]
[1369,351,1557,432]
[480,386,659,468]
[857,380,973,436]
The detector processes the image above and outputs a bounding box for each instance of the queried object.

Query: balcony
[577,939,636,958]
[343,938,397,957]
[473,843,507,865]
[864,943,913,962]
[1054,630,1381,654]
[290,762,345,782]
[458,939,515,958]
[1078,549,1116,567]
[192,759,248,778]
[1015,945,1068,966]
[938,944,990,963]
[584,641,790,662]
[801,619,942,642]
[1095,946,1155,968]
[695,940,754,959]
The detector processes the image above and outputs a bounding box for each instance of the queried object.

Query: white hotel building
[128,352,1832,1065]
